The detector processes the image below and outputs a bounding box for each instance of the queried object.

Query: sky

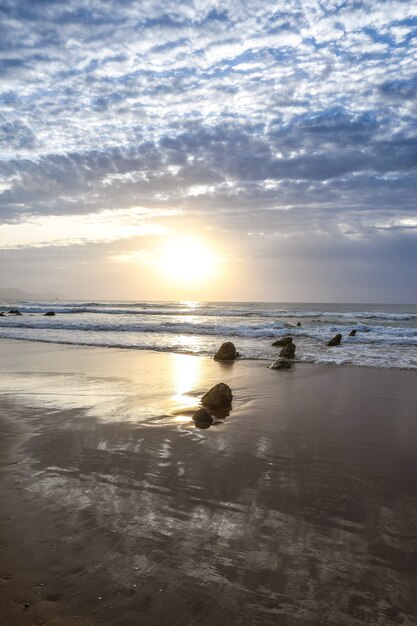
[0,0,416,302]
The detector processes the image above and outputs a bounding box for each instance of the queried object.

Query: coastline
[1,338,417,625]
[1,300,416,370]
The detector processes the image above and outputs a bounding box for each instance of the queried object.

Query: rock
[349,329,357,337]
[0,312,4,316]
[44,311,55,316]
[327,333,342,346]
[192,408,212,422]
[201,383,232,411]
[296,321,301,326]
[279,343,296,359]
[214,342,237,361]
[271,336,293,347]
[192,408,213,429]
[269,360,292,370]
[15,310,22,315]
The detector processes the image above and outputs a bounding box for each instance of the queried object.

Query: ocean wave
[1,300,416,370]
[2,301,416,322]
[0,317,288,337]
[0,328,416,369]
[1,316,417,343]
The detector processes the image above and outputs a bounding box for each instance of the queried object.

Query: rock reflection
[3,350,417,626]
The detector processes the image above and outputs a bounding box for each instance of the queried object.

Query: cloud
[379,74,417,100]
[0,208,171,249]
[0,120,36,150]
[0,0,416,299]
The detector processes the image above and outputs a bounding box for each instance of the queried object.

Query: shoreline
[1,338,417,625]
[0,335,415,371]
[1,299,417,371]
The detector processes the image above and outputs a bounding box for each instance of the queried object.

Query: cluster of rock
[0,309,57,317]
[192,383,233,429]
[210,326,359,377]
[191,326,360,430]
[269,337,296,370]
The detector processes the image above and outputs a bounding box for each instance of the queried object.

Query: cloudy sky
[0,0,416,302]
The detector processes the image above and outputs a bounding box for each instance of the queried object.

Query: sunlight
[158,236,217,283]
[172,352,201,399]
[169,352,203,421]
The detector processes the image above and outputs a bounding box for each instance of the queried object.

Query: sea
[0,300,416,369]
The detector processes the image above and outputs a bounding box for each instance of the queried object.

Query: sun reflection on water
[179,301,201,308]
[169,352,205,424]
[172,353,201,398]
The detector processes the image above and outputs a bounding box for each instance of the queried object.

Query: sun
[158,236,217,283]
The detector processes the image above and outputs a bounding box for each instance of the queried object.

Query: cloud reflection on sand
[2,340,417,624]
[0,341,219,427]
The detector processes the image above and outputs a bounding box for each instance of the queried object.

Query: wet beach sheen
[1,339,417,625]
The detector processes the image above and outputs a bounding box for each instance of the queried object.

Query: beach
[1,338,417,625]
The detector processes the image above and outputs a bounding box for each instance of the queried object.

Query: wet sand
[1,338,417,625]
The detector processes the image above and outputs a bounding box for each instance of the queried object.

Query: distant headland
[0,287,62,300]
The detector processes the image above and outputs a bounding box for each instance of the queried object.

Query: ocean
[0,300,416,369]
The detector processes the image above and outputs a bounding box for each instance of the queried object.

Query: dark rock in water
[327,333,342,346]
[194,420,212,430]
[214,341,237,361]
[211,405,231,419]
[279,343,296,359]
[9,309,21,315]
[15,310,22,316]
[296,321,301,326]
[269,359,292,370]
[0,312,4,316]
[44,311,55,316]
[349,329,357,337]
[201,383,232,411]
[193,408,212,422]
[271,336,293,347]
[192,408,213,429]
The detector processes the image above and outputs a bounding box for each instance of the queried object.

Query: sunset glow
[158,237,217,284]
[1,1,416,301]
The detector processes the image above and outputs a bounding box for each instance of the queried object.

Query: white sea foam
[2,301,417,321]
[1,301,416,369]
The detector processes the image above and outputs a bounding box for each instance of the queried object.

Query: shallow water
[1,340,417,625]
